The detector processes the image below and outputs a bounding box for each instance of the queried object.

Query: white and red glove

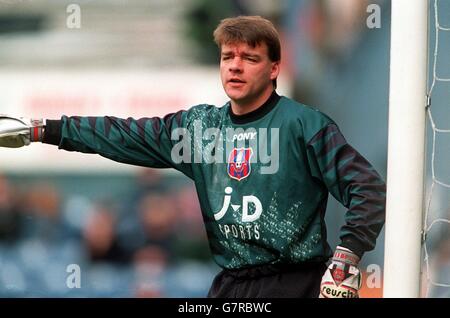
[319,246,362,298]
[0,116,44,148]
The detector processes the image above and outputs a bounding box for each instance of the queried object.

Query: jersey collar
[228,90,281,125]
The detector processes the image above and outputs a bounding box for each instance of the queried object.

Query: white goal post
[384,0,428,297]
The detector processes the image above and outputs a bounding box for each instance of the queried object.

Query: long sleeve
[306,123,386,258]
[43,112,194,179]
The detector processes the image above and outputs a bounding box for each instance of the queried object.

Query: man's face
[220,42,280,107]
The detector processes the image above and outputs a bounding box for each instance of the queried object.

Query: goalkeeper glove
[319,246,362,298]
[0,116,44,148]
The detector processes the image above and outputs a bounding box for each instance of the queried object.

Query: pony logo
[227,148,253,181]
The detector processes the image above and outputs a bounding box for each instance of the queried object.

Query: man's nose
[229,57,243,72]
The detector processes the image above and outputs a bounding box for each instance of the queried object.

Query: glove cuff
[29,119,45,142]
[332,246,360,266]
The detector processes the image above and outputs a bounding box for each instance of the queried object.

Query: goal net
[423,0,450,298]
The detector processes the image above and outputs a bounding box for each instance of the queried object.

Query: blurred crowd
[0,170,218,297]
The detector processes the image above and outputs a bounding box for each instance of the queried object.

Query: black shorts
[207,262,327,298]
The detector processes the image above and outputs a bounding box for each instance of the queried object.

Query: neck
[230,86,274,115]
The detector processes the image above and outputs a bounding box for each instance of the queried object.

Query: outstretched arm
[0,113,194,178]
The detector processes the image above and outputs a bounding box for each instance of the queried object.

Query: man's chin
[225,91,247,103]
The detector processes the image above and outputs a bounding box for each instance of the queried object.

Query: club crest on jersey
[227,148,253,181]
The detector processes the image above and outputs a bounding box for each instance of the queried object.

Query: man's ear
[270,61,280,81]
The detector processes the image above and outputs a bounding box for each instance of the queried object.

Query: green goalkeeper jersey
[43,91,385,269]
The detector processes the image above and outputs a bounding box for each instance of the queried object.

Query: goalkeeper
[0,16,385,298]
